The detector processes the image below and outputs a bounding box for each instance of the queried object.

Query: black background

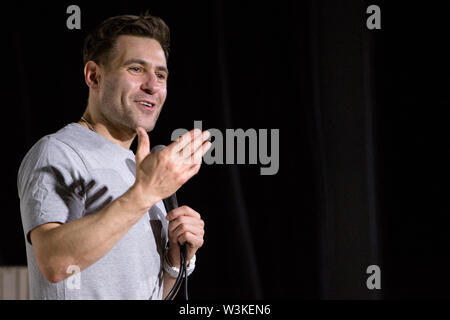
[2,0,450,299]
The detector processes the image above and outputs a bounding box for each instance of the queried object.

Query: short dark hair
[82,12,170,67]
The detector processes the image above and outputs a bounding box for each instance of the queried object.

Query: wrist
[163,249,196,279]
[125,184,159,214]
[167,244,181,268]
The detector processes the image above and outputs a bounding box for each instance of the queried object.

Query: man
[17,13,211,299]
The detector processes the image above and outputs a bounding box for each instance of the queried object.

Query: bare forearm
[35,186,154,282]
[163,271,178,299]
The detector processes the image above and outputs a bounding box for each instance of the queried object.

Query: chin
[138,122,156,132]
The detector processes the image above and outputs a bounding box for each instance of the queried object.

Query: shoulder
[25,123,92,163]
[17,127,89,188]
[20,133,84,168]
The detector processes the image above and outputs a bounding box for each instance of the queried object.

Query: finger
[185,140,212,177]
[181,130,211,164]
[202,139,213,155]
[187,139,212,169]
[135,127,150,164]
[166,205,201,221]
[177,231,204,248]
[168,216,204,233]
[185,163,201,179]
[172,224,205,241]
[170,129,202,155]
[168,215,205,232]
[180,130,210,159]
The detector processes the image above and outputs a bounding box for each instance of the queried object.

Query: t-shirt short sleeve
[17,136,89,245]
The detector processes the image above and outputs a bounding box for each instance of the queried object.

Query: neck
[78,110,137,150]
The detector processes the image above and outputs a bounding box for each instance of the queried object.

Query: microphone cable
[150,145,189,300]
[163,193,189,301]
[182,243,188,300]
[164,243,187,300]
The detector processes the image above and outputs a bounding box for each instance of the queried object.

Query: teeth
[138,101,153,107]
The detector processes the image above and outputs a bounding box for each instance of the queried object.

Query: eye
[129,66,143,73]
[156,72,167,80]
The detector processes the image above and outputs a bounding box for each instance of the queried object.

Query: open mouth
[136,100,156,111]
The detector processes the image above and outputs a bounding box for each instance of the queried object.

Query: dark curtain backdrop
[2,0,449,299]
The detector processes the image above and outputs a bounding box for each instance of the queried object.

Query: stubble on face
[99,75,139,133]
[96,36,167,134]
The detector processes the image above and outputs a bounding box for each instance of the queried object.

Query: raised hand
[133,127,211,209]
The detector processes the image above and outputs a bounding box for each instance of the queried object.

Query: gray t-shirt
[17,123,170,300]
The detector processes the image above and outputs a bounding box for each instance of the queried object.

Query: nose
[141,73,161,95]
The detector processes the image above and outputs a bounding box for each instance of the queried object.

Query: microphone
[150,144,166,153]
[150,145,188,300]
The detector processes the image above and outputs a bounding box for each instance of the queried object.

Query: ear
[84,61,101,90]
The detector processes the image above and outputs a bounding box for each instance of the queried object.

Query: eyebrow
[123,58,169,75]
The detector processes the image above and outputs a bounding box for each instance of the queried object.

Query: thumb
[135,126,150,164]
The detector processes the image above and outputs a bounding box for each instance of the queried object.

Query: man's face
[97,35,168,132]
